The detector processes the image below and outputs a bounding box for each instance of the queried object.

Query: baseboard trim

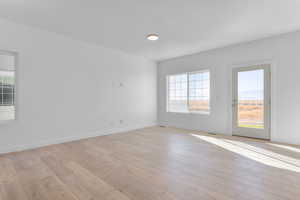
[0,122,157,155]
[158,124,230,136]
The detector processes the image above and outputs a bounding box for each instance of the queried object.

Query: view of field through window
[238,69,264,129]
[188,71,210,112]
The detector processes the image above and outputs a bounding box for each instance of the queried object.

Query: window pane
[167,74,188,112]
[238,69,264,129]
[188,71,210,113]
[0,54,16,121]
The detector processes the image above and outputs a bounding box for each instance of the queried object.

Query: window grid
[188,71,210,112]
[0,52,16,121]
[167,70,210,113]
[167,74,188,112]
[0,70,16,121]
[0,70,15,106]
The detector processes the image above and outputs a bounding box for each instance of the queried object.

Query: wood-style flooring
[1,126,300,200]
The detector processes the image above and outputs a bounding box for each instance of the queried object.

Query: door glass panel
[238,69,264,129]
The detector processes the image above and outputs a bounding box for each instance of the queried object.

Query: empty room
[1,0,300,199]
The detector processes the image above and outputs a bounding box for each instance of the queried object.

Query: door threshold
[232,134,270,142]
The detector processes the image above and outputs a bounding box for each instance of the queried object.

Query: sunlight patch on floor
[224,139,300,167]
[268,143,300,153]
[191,134,300,173]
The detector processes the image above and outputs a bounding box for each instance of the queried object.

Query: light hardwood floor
[1,126,300,200]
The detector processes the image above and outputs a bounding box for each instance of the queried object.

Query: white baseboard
[0,122,157,155]
[159,123,230,136]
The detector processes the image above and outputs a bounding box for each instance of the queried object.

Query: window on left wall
[0,52,16,121]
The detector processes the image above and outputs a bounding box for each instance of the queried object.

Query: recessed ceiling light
[147,34,159,41]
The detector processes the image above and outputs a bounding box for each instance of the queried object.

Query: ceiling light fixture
[147,34,159,41]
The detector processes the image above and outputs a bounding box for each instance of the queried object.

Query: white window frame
[166,69,210,115]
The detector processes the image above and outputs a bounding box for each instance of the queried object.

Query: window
[167,70,210,114]
[0,53,16,121]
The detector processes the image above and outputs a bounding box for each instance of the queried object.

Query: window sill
[167,111,210,115]
[0,119,15,124]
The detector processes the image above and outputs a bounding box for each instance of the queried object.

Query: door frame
[232,64,271,140]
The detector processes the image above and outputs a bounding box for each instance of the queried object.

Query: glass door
[232,65,271,139]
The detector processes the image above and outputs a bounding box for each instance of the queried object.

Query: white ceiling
[0,0,300,61]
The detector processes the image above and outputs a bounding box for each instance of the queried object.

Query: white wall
[0,19,157,153]
[158,31,300,145]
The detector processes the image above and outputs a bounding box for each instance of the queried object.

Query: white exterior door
[232,64,271,140]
